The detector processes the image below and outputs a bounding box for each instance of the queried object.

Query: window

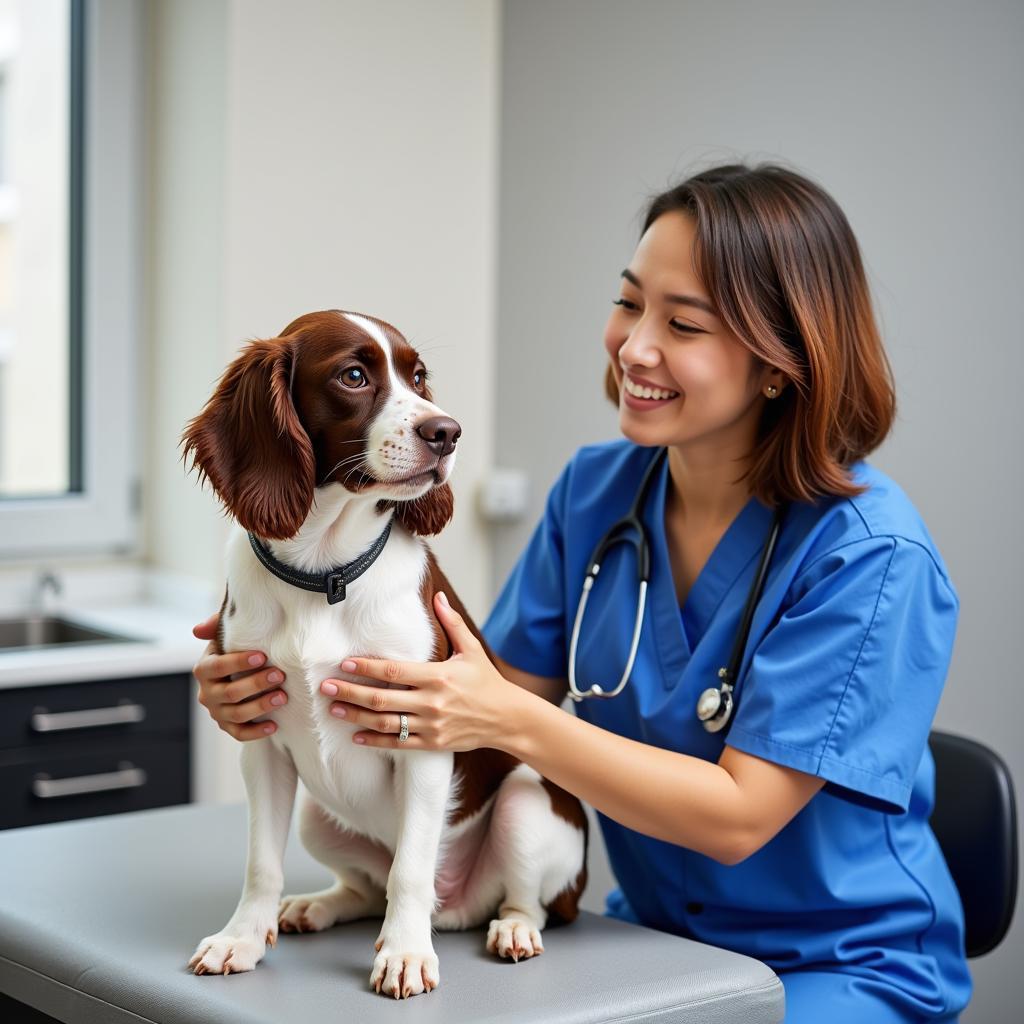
[0,0,141,558]
[0,0,75,498]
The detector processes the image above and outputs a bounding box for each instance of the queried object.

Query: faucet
[31,570,63,615]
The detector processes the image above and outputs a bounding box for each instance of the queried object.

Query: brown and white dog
[181,310,587,998]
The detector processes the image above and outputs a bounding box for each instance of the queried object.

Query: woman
[192,163,972,1022]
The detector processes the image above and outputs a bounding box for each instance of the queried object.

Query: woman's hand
[319,592,526,753]
[191,612,288,741]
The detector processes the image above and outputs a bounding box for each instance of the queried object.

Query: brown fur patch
[214,583,229,656]
[540,777,590,925]
[380,483,455,537]
[421,548,590,929]
[541,776,589,833]
[544,863,588,926]
[180,337,315,540]
[419,553,448,662]
[420,549,519,827]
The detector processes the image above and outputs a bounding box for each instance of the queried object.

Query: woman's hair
[606,162,896,506]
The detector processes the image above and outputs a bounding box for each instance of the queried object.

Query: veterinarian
[192,163,971,1022]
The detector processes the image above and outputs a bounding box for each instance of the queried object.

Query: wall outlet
[477,468,530,523]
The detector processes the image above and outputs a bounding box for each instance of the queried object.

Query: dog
[181,309,588,998]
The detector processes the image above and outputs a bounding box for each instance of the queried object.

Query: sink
[0,615,138,652]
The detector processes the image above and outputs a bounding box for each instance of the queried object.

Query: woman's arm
[491,653,567,706]
[325,593,823,865]
[505,690,823,864]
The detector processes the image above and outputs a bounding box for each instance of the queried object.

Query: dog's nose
[416,416,461,458]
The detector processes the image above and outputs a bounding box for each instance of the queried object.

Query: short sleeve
[726,536,960,814]
[481,461,572,678]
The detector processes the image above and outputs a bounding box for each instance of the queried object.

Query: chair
[928,730,1018,957]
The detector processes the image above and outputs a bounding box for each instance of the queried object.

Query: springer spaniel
[181,310,588,998]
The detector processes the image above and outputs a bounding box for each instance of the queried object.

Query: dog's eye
[340,367,366,388]
[413,371,423,388]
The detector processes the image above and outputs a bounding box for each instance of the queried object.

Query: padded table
[0,802,784,1023]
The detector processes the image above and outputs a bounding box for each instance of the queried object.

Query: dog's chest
[223,532,439,844]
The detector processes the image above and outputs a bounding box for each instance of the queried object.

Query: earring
[765,384,779,398]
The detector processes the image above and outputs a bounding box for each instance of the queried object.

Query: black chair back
[929,730,1018,957]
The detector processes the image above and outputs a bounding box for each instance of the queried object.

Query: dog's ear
[387,483,455,537]
[181,337,314,540]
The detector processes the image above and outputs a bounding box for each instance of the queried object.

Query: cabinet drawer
[0,735,190,830]
[0,674,190,748]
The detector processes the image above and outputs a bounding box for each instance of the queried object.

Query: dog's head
[181,310,459,540]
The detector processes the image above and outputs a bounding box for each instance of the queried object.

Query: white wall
[493,2,1022,1020]
[146,0,500,803]
[146,0,229,598]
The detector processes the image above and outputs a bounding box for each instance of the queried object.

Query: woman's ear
[387,483,455,537]
[180,338,315,539]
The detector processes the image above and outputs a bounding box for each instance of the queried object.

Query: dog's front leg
[370,750,453,998]
[188,740,298,975]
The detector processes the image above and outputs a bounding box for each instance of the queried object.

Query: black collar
[247,521,392,605]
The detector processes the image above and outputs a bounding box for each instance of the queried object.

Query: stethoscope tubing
[568,448,666,701]
[568,446,788,735]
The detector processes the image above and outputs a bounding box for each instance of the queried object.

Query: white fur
[188,331,585,998]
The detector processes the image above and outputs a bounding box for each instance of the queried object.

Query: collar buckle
[326,573,347,604]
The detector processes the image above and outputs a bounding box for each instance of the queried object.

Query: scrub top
[482,439,972,1023]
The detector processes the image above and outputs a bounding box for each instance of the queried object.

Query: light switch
[477,468,530,523]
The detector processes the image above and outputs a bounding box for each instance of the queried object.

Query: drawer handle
[30,702,146,732]
[32,762,147,799]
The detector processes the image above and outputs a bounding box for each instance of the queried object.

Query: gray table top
[0,802,783,1023]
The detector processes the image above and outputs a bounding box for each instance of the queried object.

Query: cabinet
[0,674,192,830]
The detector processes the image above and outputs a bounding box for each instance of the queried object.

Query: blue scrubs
[482,440,972,1023]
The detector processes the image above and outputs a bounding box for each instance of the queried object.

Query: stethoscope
[567,447,788,734]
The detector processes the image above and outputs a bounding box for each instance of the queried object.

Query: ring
[398,713,409,742]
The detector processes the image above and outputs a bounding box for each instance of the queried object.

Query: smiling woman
[477,164,971,1023]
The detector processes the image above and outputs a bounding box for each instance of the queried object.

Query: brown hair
[605,162,897,506]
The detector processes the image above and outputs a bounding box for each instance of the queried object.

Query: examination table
[0,802,784,1023]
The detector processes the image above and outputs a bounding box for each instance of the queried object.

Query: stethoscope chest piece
[696,671,734,733]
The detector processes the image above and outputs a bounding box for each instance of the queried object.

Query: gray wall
[492,2,1022,1020]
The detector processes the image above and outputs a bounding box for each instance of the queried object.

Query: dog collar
[247,522,392,605]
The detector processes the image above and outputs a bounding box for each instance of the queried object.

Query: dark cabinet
[0,673,192,830]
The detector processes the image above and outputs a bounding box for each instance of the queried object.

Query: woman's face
[603,210,777,456]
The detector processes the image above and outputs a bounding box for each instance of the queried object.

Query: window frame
[0,0,142,559]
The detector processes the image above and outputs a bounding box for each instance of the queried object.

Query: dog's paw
[486,917,544,962]
[278,890,339,933]
[187,931,269,975]
[279,885,383,933]
[370,947,440,998]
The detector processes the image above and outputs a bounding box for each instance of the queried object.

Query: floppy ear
[386,483,455,537]
[180,338,315,540]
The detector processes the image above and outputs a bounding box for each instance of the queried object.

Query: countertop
[0,601,210,689]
